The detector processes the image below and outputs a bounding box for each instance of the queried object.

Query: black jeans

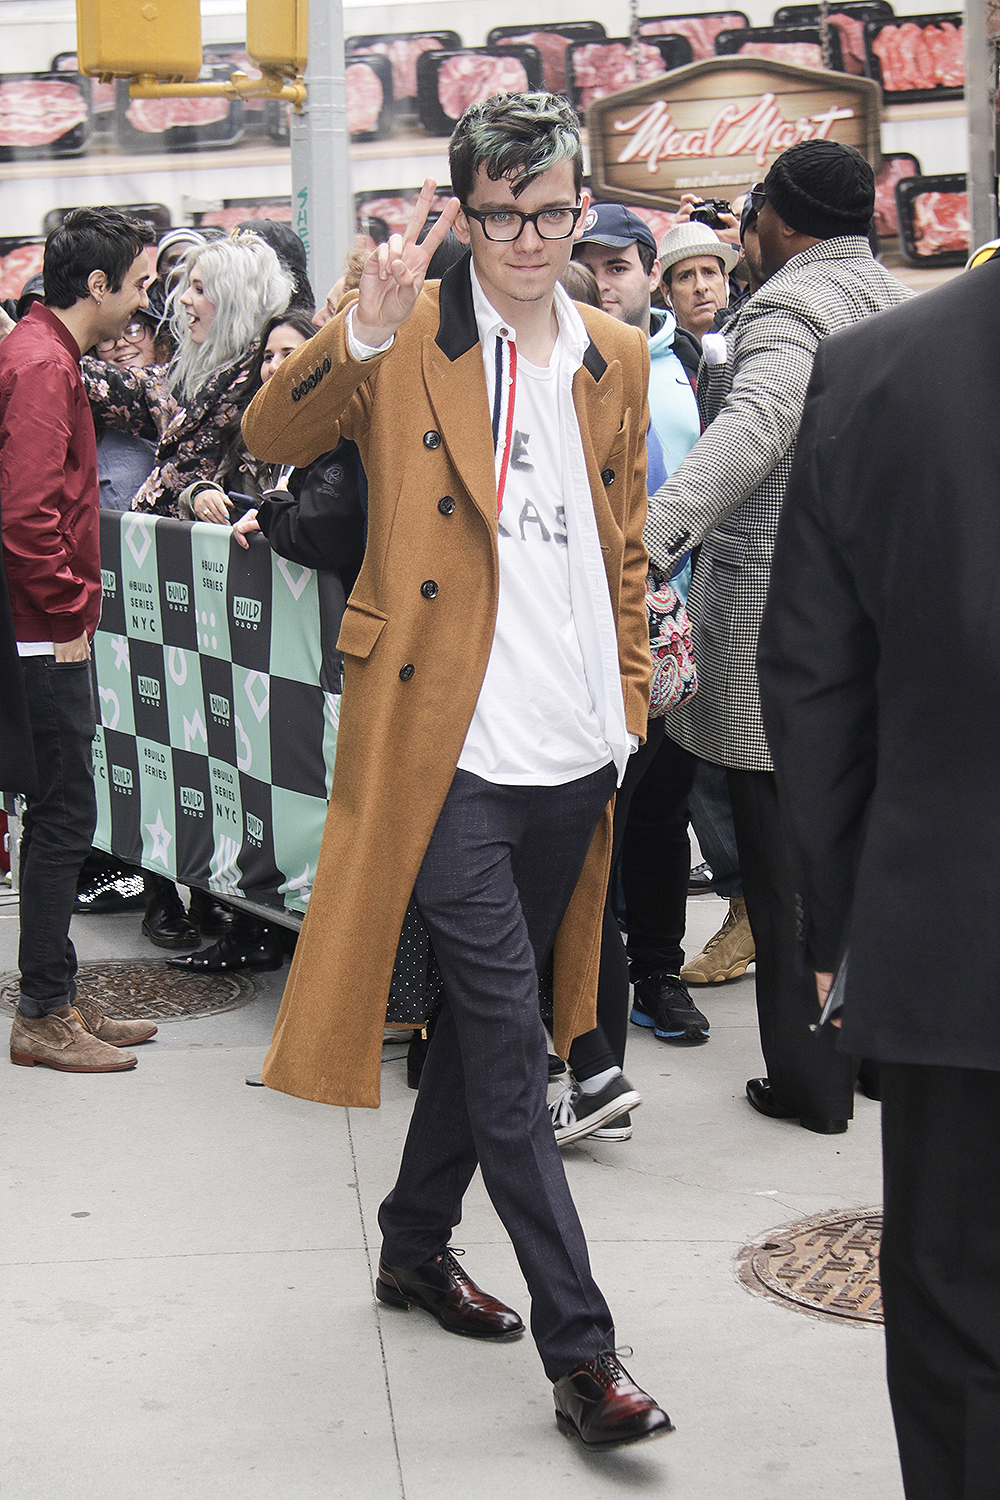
[378,763,618,1381]
[17,655,98,1017]
[880,1063,1000,1500]
[568,718,666,1079]
[622,729,697,980]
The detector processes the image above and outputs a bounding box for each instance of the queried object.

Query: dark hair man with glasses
[1,206,159,1074]
[244,91,671,1446]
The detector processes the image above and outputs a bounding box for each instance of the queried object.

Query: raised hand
[353,180,461,347]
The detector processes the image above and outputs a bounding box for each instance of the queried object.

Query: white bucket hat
[657,220,741,276]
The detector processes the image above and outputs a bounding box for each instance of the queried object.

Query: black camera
[689,198,733,230]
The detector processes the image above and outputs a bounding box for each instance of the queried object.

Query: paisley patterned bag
[646,563,697,717]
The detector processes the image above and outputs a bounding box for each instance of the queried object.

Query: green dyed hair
[449,91,583,204]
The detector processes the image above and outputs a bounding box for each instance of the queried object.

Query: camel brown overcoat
[243,254,651,1108]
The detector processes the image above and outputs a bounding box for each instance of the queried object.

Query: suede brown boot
[681,897,755,985]
[74,997,157,1047]
[10,1007,137,1072]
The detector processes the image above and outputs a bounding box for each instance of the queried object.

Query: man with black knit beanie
[644,139,911,1134]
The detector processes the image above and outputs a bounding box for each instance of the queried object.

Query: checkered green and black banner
[92,511,341,922]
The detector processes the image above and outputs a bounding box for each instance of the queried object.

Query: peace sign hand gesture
[353,180,461,349]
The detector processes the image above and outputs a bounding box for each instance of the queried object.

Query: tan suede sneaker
[681,898,755,985]
[74,997,157,1047]
[10,1008,137,1072]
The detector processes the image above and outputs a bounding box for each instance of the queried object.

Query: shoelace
[702,907,739,953]
[441,1248,471,1285]
[549,1079,579,1129]
[591,1346,634,1385]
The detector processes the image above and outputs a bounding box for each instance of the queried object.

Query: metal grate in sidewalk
[737,1208,883,1324]
[0,960,256,1021]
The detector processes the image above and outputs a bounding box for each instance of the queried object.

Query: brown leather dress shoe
[74,998,158,1047]
[376,1249,524,1340]
[553,1352,674,1449]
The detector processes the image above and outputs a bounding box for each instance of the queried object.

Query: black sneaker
[590,1112,632,1142]
[550,1074,641,1147]
[631,972,709,1044]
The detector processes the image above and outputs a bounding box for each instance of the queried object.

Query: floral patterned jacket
[81,351,257,517]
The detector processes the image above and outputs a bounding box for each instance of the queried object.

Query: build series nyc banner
[92,511,345,922]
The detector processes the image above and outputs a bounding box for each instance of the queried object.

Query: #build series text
[615,94,855,171]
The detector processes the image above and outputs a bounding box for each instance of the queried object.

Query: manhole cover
[0,961,257,1021]
[737,1208,883,1324]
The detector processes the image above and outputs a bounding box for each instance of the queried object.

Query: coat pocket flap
[706,528,748,570]
[336,601,388,659]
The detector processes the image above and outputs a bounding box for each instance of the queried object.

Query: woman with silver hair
[83,231,293,519]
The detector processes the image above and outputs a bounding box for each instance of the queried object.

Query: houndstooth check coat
[645,236,911,771]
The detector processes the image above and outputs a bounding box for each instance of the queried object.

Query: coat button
[423,430,441,449]
[399,663,415,681]
[420,580,439,599]
[438,495,455,515]
[601,467,615,485]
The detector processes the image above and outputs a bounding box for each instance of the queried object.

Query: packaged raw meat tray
[115,69,244,154]
[0,73,91,161]
[346,32,461,110]
[51,51,115,129]
[265,53,394,144]
[416,47,544,136]
[772,3,893,75]
[192,198,293,231]
[873,153,920,237]
[344,54,395,140]
[0,237,45,300]
[354,189,457,245]
[864,14,963,102]
[567,36,694,113]
[638,13,750,61]
[715,25,844,71]
[896,172,968,265]
[486,24,606,95]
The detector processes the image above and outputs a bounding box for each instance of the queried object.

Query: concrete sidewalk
[0,895,902,1500]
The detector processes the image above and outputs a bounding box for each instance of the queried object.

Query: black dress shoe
[746,1077,797,1119]
[165,923,284,971]
[376,1249,524,1340]
[142,887,200,949]
[187,888,234,938]
[746,1078,849,1134]
[553,1351,673,1449]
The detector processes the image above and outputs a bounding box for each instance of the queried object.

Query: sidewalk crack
[346,1109,405,1499]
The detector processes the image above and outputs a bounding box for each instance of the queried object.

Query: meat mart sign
[587,57,881,208]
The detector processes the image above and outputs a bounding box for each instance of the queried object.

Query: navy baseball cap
[577,202,657,255]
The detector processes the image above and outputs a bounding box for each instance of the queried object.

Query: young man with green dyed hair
[244,92,671,1447]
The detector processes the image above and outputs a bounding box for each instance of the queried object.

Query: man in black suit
[757,252,1000,1500]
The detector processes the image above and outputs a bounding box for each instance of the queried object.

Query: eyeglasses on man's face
[461,205,584,243]
[748,184,768,214]
[96,320,151,352]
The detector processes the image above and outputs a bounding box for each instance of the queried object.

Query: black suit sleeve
[257,440,366,581]
[757,345,880,972]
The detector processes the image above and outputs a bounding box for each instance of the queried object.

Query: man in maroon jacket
[1,207,159,1072]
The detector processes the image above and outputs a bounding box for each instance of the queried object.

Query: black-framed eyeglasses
[96,320,150,351]
[461,204,583,242]
[748,184,767,214]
